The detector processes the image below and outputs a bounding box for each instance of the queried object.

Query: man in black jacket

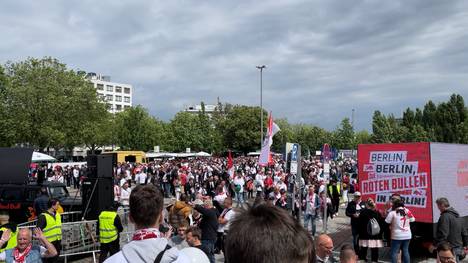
[34,187,49,216]
[345,192,365,254]
[432,197,468,261]
[193,198,219,263]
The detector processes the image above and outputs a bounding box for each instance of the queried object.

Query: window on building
[124,87,131,94]
[115,86,122,93]
[116,104,122,111]
[97,84,104,90]
[124,105,131,110]
[115,95,122,102]
[106,103,112,110]
[106,94,113,101]
[106,85,113,92]
[124,96,130,103]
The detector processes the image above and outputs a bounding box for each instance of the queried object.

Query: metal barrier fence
[17,211,83,227]
[17,210,135,263]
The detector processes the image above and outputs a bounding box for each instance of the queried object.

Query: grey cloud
[1,0,468,131]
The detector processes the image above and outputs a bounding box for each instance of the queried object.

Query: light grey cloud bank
[1,0,468,130]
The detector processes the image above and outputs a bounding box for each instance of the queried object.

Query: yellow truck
[101,151,146,163]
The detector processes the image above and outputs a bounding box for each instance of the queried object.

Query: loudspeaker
[86,154,115,178]
[81,177,114,220]
[97,155,114,178]
[0,148,34,184]
[86,155,98,178]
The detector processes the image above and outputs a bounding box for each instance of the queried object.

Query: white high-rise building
[86,72,133,114]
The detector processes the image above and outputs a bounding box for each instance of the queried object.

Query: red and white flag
[259,112,280,166]
[227,150,234,178]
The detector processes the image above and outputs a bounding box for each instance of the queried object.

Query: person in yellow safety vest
[97,203,123,263]
[327,179,341,217]
[0,210,17,253]
[36,198,61,263]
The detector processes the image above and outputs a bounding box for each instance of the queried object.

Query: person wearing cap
[345,192,365,254]
[97,203,123,262]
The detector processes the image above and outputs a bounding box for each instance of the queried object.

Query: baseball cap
[354,191,361,196]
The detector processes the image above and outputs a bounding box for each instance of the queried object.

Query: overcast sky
[2,0,468,131]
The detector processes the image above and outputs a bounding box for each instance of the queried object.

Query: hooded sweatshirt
[105,238,179,263]
[435,207,466,249]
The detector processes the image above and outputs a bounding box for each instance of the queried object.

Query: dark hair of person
[339,244,356,262]
[225,204,315,263]
[185,226,202,240]
[47,198,59,208]
[435,197,450,208]
[129,185,164,228]
[436,241,454,254]
[392,199,407,217]
[179,193,188,202]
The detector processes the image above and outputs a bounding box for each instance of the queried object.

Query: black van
[0,182,81,224]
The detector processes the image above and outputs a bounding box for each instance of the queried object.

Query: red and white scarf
[132,228,161,241]
[14,244,32,263]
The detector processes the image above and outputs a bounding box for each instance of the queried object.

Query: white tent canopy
[195,151,211,157]
[32,152,56,162]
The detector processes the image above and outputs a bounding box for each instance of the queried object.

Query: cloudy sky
[2,0,468,130]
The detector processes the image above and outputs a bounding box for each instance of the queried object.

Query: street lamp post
[256,65,266,148]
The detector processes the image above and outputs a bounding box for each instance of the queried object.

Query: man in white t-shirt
[135,170,147,185]
[233,172,245,208]
[217,198,235,256]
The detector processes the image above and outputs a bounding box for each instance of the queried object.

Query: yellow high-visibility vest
[0,227,17,252]
[42,212,62,242]
[99,211,118,243]
[328,183,341,195]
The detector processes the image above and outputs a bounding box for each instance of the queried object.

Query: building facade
[86,73,133,114]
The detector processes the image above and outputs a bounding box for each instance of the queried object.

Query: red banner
[358,142,433,223]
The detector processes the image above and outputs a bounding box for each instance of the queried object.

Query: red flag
[228,151,233,169]
[228,151,234,178]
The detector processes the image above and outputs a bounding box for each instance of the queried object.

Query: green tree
[4,57,106,152]
[402,108,415,128]
[217,105,266,153]
[81,112,114,154]
[0,65,16,146]
[114,105,163,151]
[291,124,330,154]
[170,111,204,152]
[332,118,355,149]
[371,111,393,143]
[354,130,372,146]
[422,100,437,141]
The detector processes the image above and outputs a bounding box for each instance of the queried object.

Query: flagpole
[256,65,266,148]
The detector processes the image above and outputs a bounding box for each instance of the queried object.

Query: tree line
[371,94,467,144]
[0,57,466,156]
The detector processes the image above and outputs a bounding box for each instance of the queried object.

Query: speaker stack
[82,155,115,220]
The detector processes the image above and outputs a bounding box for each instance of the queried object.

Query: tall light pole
[256,65,266,148]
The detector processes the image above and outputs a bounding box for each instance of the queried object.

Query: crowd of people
[3,155,465,262]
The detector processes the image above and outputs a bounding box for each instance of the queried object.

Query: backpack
[367,218,381,236]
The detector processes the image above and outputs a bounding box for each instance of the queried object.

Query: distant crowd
[21,155,467,263]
